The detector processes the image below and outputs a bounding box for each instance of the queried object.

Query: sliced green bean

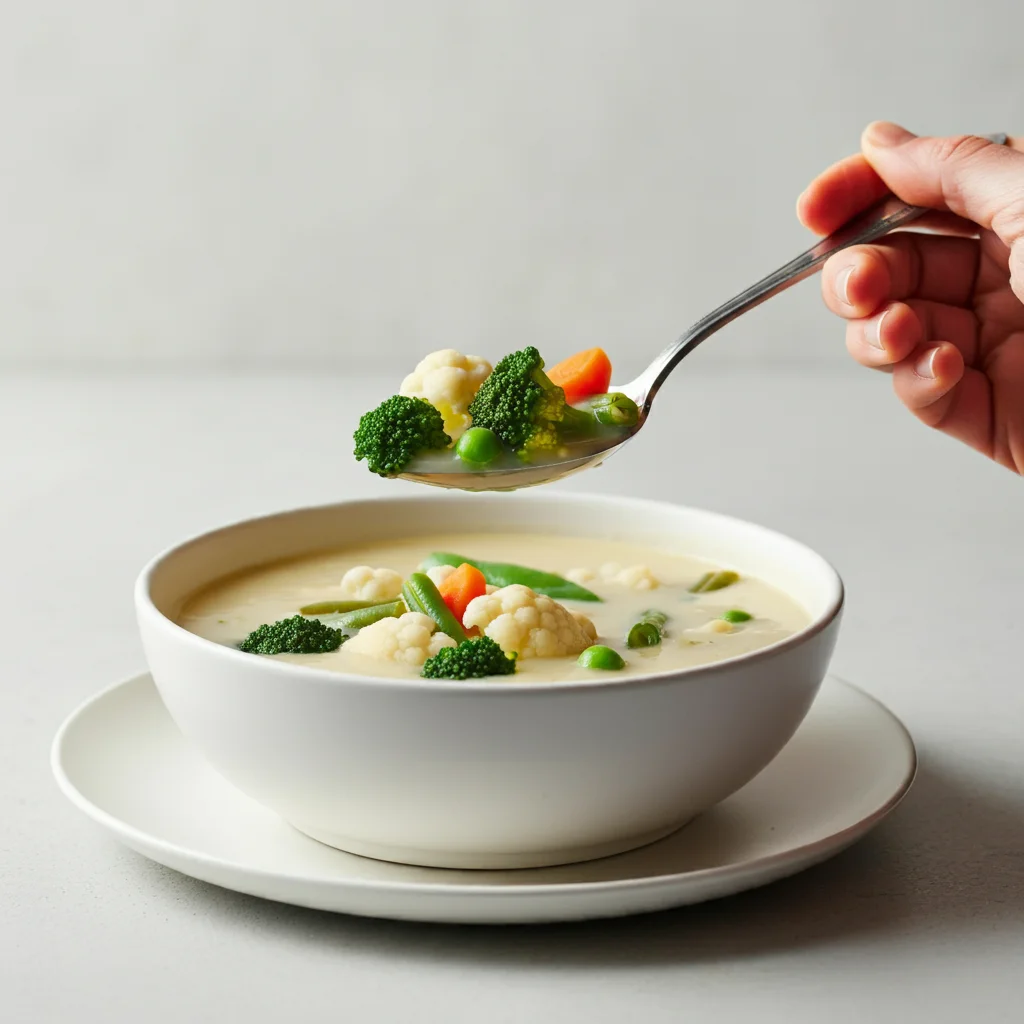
[689,570,740,594]
[420,552,601,602]
[586,392,639,428]
[721,609,752,623]
[578,645,626,671]
[626,609,669,649]
[298,599,377,616]
[402,573,468,643]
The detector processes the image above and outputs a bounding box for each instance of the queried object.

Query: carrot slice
[547,347,613,404]
[437,563,488,625]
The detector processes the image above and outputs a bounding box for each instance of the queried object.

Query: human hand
[798,123,1024,473]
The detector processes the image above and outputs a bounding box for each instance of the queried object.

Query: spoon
[403,132,1008,492]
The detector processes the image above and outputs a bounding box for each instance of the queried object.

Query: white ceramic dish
[52,673,914,925]
[135,494,844,870]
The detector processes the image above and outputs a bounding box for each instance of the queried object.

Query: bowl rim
[135,491,844,696]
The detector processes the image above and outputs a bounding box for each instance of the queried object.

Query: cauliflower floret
[565,567,596,585]
[598,562,660,591]
[571,611,598,643]
[463,585,596,659]
[340,565,404,602]
[689,618,735,636]
[345,612,456,666]
[425,564,456,588]
[399,349,493,440]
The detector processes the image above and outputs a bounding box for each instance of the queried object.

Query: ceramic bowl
[135,494,843,870]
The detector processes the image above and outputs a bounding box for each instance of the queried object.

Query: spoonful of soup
[354,141,1009,492]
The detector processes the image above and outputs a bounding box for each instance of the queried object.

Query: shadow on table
[129,756,1024,966]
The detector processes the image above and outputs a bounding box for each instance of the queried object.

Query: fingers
[820,234,979,317]
[892,344,1002,460]
[860,123,1024,247]
[845,299,979,371]
[797,153,889,236]
[844,302,921,369]
[892,342,967,425]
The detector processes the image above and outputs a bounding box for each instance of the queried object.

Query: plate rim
[51,671,917,900]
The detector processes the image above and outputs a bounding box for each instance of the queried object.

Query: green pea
[578,645,626,671]
[456,427,503,468]
[721,609,752,623]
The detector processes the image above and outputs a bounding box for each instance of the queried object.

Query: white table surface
[3,366,1022,1023]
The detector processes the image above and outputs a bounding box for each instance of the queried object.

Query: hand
[798,122,1024,473]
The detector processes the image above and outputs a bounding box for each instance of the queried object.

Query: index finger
[796,153,889,236]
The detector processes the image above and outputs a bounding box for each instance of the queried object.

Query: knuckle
[931,133,992,165]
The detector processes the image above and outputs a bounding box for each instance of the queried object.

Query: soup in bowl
[136,494,843,869]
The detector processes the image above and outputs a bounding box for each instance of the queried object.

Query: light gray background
[1,0,1021,374]
[4,4,1024,1022]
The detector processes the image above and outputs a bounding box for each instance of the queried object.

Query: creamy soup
[178,533,809,682]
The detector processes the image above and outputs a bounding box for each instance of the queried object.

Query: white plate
[52,674,915,925]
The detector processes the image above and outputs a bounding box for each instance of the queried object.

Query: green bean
[298,599,378,616]
[420,552,601,602]
[578,645,626,671]
[721,609,752,623]
[402,573,468,643]
[586,392,639,428]
[455,427,503,468]
[626,609,669,648]
[322,600,405,633]
[689,570,740,594]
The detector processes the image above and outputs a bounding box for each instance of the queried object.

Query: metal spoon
[402,133,1008,492]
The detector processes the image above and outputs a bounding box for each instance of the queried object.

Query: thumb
[861,122,1024,246]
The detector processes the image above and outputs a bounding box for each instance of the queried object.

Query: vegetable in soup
[178,533,809,682]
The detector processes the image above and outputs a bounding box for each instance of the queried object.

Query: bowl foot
[287,819,695,870]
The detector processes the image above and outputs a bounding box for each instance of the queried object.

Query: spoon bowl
[401,134,1007,492]
[400,407,642,490]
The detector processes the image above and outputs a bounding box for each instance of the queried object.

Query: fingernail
[834,266,854,305]
[915,348,938,379]
[863,121,916,147]
[865,308,890,349]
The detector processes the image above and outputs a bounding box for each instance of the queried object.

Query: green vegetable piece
[330,600,405,632]
[238,615,344,655]
[353,395,451,477]
[466,346,595,456]
[420,552,601,602]
[455,426,504,468]
[689,570,740,594]
[721,609,752,623]
[586,392,639,428]
[626,609,669,648]
[298,599,377,616]
[578,645,626,671]
[421,636,517,680]
[402,573,468,643]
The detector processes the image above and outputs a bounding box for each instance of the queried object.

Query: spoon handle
[633,132,1009,410]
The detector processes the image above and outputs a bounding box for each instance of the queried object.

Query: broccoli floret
[421,636,518,680]
[353,395,452,476]
[466,346,593,455]
[238,615,344,655]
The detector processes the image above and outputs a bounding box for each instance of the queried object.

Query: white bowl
[136,494,843,870]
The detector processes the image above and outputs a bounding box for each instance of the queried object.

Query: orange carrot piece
[547,347,613,404]
[438,563,488,625]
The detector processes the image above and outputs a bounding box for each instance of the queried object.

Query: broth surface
[178,532,809,681]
